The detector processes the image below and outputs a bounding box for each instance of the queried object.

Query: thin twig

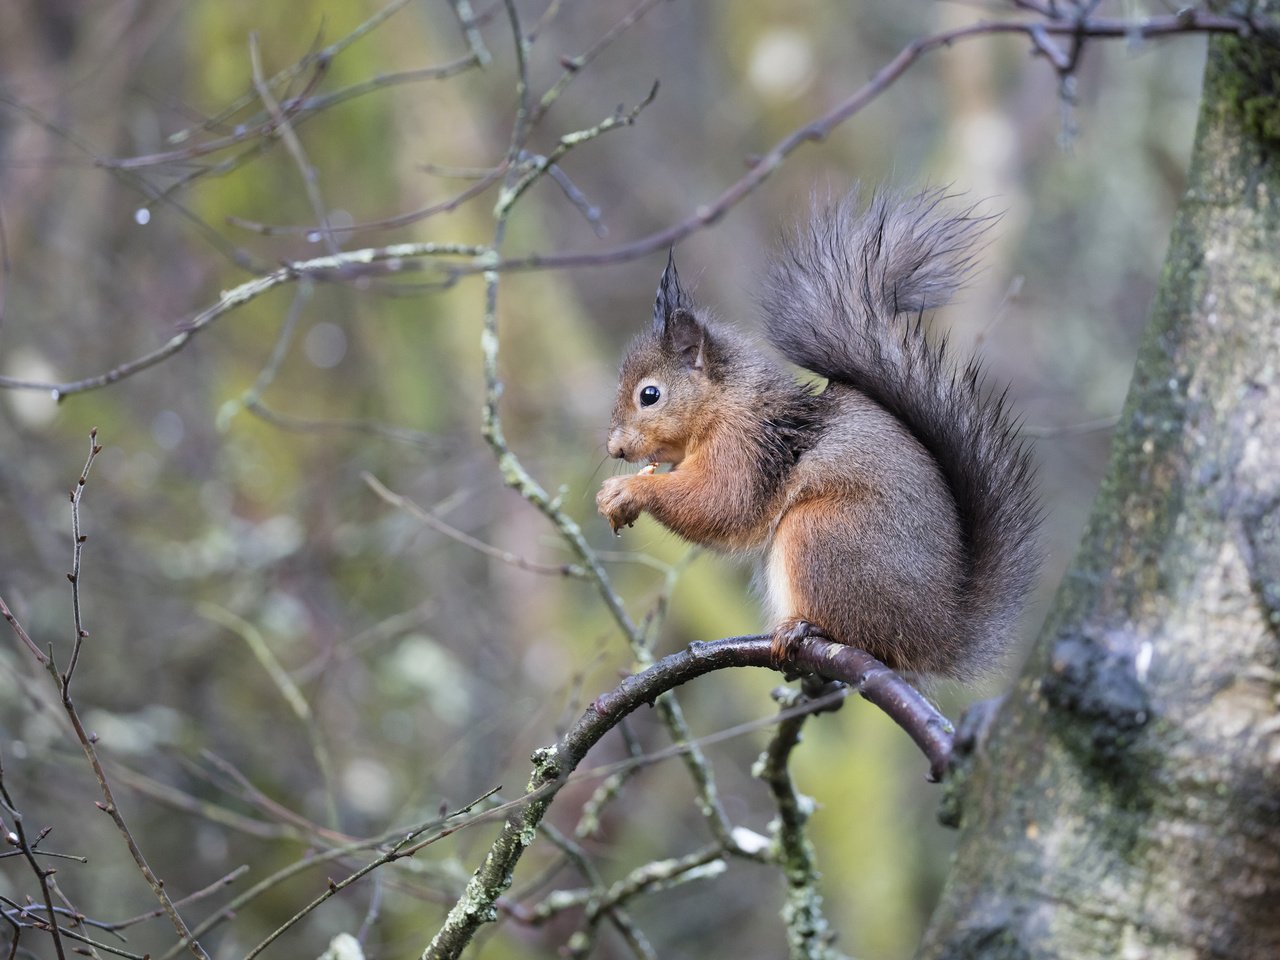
[242,398,447,450]
[192,749,344,845]
[18,866,250,935]
[161,0,418,148]
[98,63,325,172]
[248,33,338,253]
[227,160,509,236]
[0,204,9,332]
[0,755,67,960]
[0,897,148,960]
[0,595,48,665]
[216,281,312,432]
[362,472,587,578]
[102,760,299,842]
[197,603,342,829]
[62,428,102,689]
[0,242,482,397]
[530,0,667,128]
[521,823,656,959]
[68,433,210,955]
[448,0,492,67]
[240,786,501,960]
[1,438,212,959]
[230,0,664,238]
[1022,413,1121,438]
[0,92,265,272]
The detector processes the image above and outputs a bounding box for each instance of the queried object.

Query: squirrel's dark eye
[639,385,661,407]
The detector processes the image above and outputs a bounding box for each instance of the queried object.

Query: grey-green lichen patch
[780,880,840,960]
[528,744,561,787]
[1214,38,1280,148]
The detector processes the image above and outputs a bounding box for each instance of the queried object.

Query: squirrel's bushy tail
[763,187,1040,668]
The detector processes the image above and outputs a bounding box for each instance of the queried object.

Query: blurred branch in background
[0,2,1258,399]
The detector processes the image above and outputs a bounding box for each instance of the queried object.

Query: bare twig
[531,0,667,128]
[153,51,480,230]
[97,62,325,172]
[573,551,698,841]
[1,435,212,959]
[0,896,148,960]
[227,160,509,236]
[161,0,419,148]
[0,93,265,272]
[241,786,501,960]
[362,472,588,578]
[60,442,211,959]
[233,0,665,239]
[102,760,300,842]
[0,594,48,666]
[496,80,659,219]
[242,398,447,450]
[448,0,493,67]
[517,822,656,959]
[0,241,482,397]
[62,428,102,689]
[248,33,338,253]
[192,749,344,844]
[0,205,9,332]
[216,281,312,431]
[518,841,725,959]
[18,866,250,935]
[197,603,341,829]
[1022,413,1121,438]
[0,754,68,960]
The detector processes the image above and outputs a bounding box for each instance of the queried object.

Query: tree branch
[422,634,953,959]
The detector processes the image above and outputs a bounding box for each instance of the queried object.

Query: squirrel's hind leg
[765,498,843,668]
[766,493,914,671]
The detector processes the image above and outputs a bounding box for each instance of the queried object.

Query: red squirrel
[596,188,1040,681]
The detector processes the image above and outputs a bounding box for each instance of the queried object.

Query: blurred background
[0,2,1206,958]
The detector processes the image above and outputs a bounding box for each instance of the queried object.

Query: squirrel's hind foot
[770,617,823,670]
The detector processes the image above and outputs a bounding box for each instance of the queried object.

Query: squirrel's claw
[770,617,820,668]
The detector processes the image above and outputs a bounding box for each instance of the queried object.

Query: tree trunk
[917,26,1280,960]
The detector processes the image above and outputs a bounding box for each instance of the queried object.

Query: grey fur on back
[762,187,1041,672]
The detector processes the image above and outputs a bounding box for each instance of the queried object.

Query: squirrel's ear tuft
[652,248,693,334]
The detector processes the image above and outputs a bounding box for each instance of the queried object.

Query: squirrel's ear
[652,248,693,334]
[665,309,706,371]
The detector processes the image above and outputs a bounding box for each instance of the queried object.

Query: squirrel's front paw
[597,475,643,533]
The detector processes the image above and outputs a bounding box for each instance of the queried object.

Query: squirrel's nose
[606,432,627,460]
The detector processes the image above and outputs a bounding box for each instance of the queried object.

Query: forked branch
[422,634,952,959]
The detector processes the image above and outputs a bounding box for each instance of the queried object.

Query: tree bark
[918,24,1280,960]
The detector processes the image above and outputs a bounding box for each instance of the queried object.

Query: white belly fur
[763,539,795,625]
